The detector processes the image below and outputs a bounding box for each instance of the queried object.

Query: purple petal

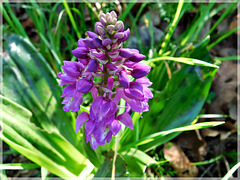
[61,85,76,97]
[78,39,87,47]
[90,135,97,150]
[85,120,95,135]
[107,77,114,90]
[72,47,88,58]
[87,59,98,72]
[109,120,121,136]
[119,48,134,58]
[76,112,89,133]
[135,77,152,87]
[119,70,129,88]
[131,63,151,79]
[91,96,104,115]
[83,38,96,49]
[71,90,83,112]
[90,86,98,99]
[91,51,107,60]
[100,100,111,116]
[76,79,93,93]
[106,131,112,143]
[129,99,143,113]
[87,31,98,39]
[93,38,103,48]
[143,87,154,99]
[106,63,119,71]
[129,53,145,62]
[117,112,133,130]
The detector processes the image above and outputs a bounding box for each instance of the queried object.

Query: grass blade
[145,56,219,68]
[0,163,40,170]
[63,0,81,39]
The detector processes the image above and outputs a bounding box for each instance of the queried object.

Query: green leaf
[120,148,156,177]
[1,95,88,178]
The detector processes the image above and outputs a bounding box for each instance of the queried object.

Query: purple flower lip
[77,78,93,93]
[124,81,144,100]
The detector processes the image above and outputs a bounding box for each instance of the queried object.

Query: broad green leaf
[1,95,88,178]
[120,121,224,152]
[120,148,156,177]
[3,34,81,147]
[94,154,127,177]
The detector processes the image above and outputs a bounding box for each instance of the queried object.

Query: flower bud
[112,17,117,24]
[115,21,124,32]
[106,25,115,34]
[113,32,124,39]
[110,11,117,18]
[131,63,151,79]
[102,38,112,46]
[100,17,107,26]
[99,12,106,20]
[96,26,107,35]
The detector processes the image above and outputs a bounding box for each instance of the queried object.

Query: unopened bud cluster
[58,11,153,150]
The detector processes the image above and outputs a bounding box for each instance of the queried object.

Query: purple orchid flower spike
[57,11,153,150]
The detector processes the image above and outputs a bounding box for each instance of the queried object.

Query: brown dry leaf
[177,131,207,160]
[201,128,219,138]
[207,60,238,117]
[229,13,239,35]
[163,142,198,177]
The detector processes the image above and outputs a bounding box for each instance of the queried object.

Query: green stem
[159,0,184,55]
[207,26,239,50]
[111,134,119,180]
